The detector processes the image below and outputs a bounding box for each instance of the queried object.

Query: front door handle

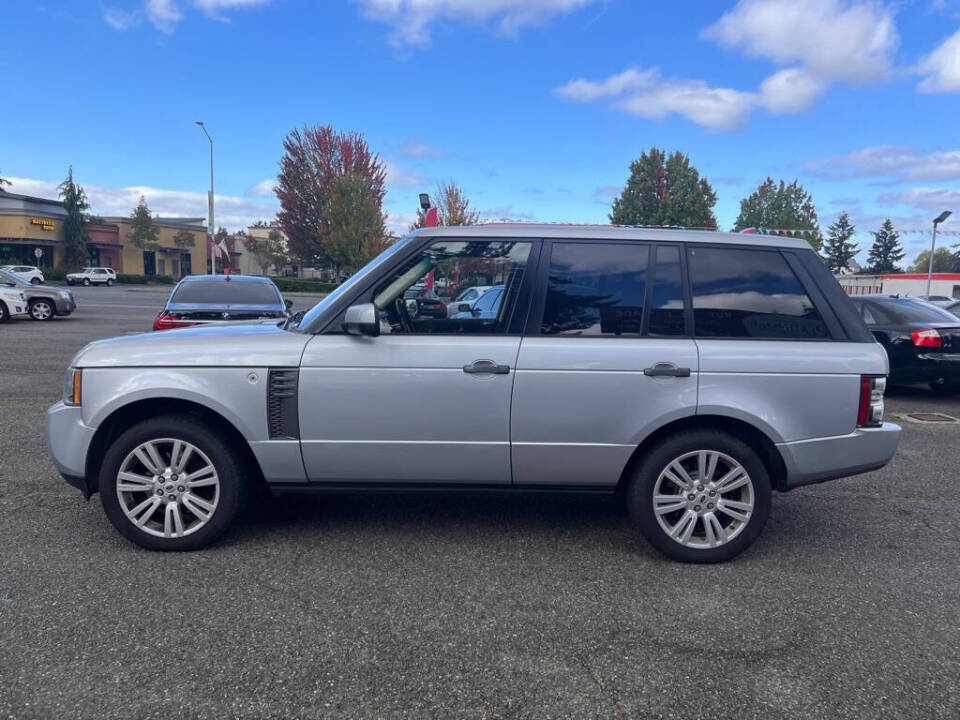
[463,359,510,375]
[643,363,691,378]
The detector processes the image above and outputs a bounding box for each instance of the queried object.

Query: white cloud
[145,0,183,32]
[103,0,270,32]
[193,0,272,21]
[917,28,960,93]
[385,211,418,236]
[245,178,276,197]
[478,205,535,221]
[102,6,141,30]
[384,160,425,189]
[352,0,598,47]
[757,68,827,114]
[556,67,757,131]
[702,0,898,84]
[399,138,446,159]
[806,146,960,181]
[877,186,960,211]
[5,176,277,232]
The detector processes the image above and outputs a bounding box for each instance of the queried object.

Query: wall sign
[31,218,55,231]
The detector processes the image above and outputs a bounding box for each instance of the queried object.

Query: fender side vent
[267,368,300,440]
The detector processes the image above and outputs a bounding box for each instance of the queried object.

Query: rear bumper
[777,422,901,490]
[892,353,960,384]
[46,402,96,494]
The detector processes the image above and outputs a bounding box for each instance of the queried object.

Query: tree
[0,170,9,188]
[243,229,290,274]
[410,180,480,230]
[733,178,822,250]
[610,148,717,229]
[909,247,956,273]
[821,212,858,273]
[275,125,386,271]
[58,166,90,270]
[128,196,160,250]
[323,173,388,275]
[866,219,905,273]
[173,229,196,250]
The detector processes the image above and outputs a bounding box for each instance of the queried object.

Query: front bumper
[46,402,96,495]
[777,422,901,490]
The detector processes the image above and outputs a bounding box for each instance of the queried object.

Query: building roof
[409,223,813,249]
[102,215,206,229]
[0,189,68,218]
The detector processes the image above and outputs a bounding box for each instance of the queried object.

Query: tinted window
[866,298,958,324]
[171,280,281,305]
[649,245,686,336]
[541,242,649,336]
[689,246,829,339]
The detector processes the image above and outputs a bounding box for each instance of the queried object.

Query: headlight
[60,290,71,299]
[63,368,82,406]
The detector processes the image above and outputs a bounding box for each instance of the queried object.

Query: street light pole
[196,121,215,273]
[927,210,952,296]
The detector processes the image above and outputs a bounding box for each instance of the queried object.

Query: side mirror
[458,303,471,313]
[343,303,380,337]
[284,298,293,312]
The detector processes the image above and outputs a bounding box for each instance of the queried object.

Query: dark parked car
[850,294,960,393]
[154,274,289,330]
[403,285,446,319]
[0,267,76,321]
[944,300,960,318]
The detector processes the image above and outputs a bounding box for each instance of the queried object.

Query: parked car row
[0,268,76,322]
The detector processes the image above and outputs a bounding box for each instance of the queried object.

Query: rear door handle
[463,359,510,375]
[643,363,691,378]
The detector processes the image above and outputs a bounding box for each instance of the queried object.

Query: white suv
[0,265,44,284]
[66,267,117,287]
[0,286,28,321]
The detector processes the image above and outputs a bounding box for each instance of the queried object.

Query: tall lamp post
[926,210,952,296]
[195,121,215,273]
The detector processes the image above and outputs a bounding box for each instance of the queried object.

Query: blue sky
[2,0,959,263]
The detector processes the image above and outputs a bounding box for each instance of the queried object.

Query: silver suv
[46,225,900,562]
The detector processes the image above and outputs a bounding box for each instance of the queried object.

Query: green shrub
[43,267,68,282]
[152,274,175,285]
[115,273,148,284]
[269,276,338,293]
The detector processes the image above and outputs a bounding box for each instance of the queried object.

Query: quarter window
[648,245,686,336]
[541,242,649,336]
[688,246,829,340]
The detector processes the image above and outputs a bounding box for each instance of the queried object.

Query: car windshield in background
[872,298,959,323]
[171,281,281,306]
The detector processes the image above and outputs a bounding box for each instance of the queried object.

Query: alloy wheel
[115,438,220,539]
[652,450,755,550]
[30,301,53,320]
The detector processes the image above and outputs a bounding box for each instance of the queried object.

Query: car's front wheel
[30,277,41,285]
[29,299,54,321]
[99,415,246,550]
[82,278,91,286]
[627,429,771,563]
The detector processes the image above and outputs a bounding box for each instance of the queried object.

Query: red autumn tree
[275,125,387,271]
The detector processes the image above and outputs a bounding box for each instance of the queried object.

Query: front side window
[374,240,531,334]
[541,242,649,336]
[688,246,829,340]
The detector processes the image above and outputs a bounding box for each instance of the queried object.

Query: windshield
[0,269,27,286]
[170,280,282,306]
[294,235,412,332]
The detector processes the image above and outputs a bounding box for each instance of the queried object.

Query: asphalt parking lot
[1,285,959,719]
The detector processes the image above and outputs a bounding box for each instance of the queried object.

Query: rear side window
[541,242,649,336]
[688,246,829,340]
[648,245,686,336]
[171,281,281,305]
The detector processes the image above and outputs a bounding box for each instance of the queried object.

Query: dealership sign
[31,217,55,231]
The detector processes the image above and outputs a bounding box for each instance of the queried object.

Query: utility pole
[196,121,215,273]
[927,210,952,296]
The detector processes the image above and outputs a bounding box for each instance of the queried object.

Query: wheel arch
[616,414,789,493]
[84,397,266,496]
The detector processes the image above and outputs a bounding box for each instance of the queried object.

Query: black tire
[0,301,8,323]
[106,278,114,287]
[30,277,41,285]
[29,298,55,321]
[82,278,91,286]
[627,429,771,563]
[99,415,247,551]
[930,380,960,395]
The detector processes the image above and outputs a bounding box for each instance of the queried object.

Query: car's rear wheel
[0,301,8,323]
[627,429,771,563]
[29,299,54,321]
[99,415,246,550]
[82,278,90,286]
[106,278,114,287]
[930,380,960,395]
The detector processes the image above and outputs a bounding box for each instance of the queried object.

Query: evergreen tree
[866,219,905,273]
[733,177,822,250]
[610,147,717,229]
[821,211,858,273]
[128,196,160,250]
[58,166,90,270]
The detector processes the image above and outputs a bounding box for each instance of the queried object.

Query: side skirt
[268,482,618,497]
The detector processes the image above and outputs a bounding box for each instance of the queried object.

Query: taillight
[911,328,942,347]
[857,375,886,428]
[154,313,198,331]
